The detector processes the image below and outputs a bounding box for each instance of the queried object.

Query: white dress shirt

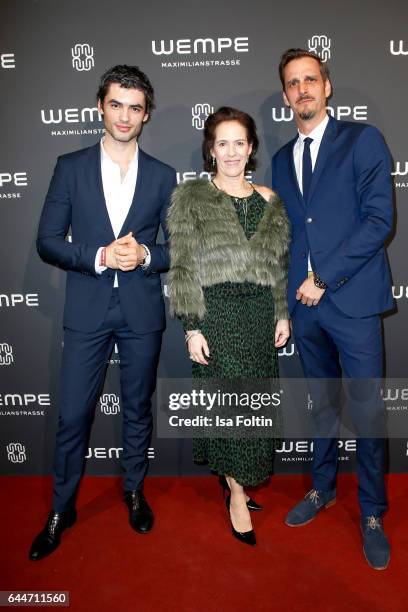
[95,139,150,285]
[293,114,329,272]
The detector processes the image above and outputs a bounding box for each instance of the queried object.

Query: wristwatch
[313,273,327,289]
[140,244,149,267]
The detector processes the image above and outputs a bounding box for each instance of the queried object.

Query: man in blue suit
[30,65,176,560]
[272,49,394,570]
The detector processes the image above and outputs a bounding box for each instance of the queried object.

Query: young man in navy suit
[30,65,177,560]
[272,49,394,570]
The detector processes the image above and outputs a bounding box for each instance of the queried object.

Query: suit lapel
[307,116,337,204]
[119,148,150,238]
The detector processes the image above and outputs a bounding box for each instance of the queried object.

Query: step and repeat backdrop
[1,0,407,478]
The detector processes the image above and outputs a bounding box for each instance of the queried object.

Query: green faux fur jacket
[167,179,291,324]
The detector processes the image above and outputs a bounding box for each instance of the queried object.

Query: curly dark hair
[202,106,259,173]
[97,65,155,117]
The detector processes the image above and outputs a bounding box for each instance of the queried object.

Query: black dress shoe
[246,497,263,512]
[29,508,77,561]
[124,490,154,534]
[226,495,256,547]
[219,475,262,512]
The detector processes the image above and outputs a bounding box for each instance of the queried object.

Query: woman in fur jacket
[168,107,291,546]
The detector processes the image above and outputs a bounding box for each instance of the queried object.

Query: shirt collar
[297,114,329,144]
[100,137,139,168]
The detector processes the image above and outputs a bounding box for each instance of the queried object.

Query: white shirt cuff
[95,247,107,274]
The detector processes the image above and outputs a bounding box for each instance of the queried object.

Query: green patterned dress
[187,189,281,486]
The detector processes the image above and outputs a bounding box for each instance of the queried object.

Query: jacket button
[301,252,306,258]
[306,217,313,223]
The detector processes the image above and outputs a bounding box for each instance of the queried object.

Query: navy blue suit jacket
[37,142,177,333]
[272,116,394,317]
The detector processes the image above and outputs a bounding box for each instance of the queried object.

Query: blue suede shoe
[285,488,336,527]
[361,516,390,570]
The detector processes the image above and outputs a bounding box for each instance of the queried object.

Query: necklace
[235,195,250,233]
[232,185,255,234]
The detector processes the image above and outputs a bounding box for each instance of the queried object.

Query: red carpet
[1,474,407,612]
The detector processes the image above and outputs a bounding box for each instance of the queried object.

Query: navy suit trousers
[291,294,387,517]
[52,290,162,512]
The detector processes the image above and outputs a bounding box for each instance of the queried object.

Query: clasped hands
[296,276,325,307]
[105,231,146,271]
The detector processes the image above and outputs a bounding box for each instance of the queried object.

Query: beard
[299,109,316,121]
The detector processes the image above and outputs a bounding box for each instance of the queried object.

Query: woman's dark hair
[202,106,259,172]
[97,64,155,117]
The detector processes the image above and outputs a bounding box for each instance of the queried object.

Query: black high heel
[226,494,256,547]
[219,475,263,512]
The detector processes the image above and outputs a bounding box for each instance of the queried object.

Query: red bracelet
[100,247,106,267]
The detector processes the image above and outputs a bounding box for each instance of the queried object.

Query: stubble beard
[299,110,316,121]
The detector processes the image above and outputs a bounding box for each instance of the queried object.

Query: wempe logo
[40,106,104,138]
[382,386,408,413]
[382,387,408,401]
[176,170,253,184]
[152,36,249,70]
[277,439,355,462]
[278,342,296,358]
[391,162,408,188]
[390,40,408,56]
[1,387,47,420]
[192,103,214,130]
[272,106,368,122]
[392,286,408,299]
[308,35,331,62]
[7,442,26,463]
[0,343,13,366]
[1,53,15,69]
[1,396,51,416]
[85,447,155,459]
[0,293,39,307]
[0,393,50,407]
[100,393,120,415]
[0,171,28,200]
[71,43,94,71]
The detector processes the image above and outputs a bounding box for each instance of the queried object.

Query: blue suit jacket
[37,142,177,333]
[272,116,394,317]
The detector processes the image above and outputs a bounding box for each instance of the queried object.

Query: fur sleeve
[270,196,291,320]
[167,181,206,320]
[250,193,291,320]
